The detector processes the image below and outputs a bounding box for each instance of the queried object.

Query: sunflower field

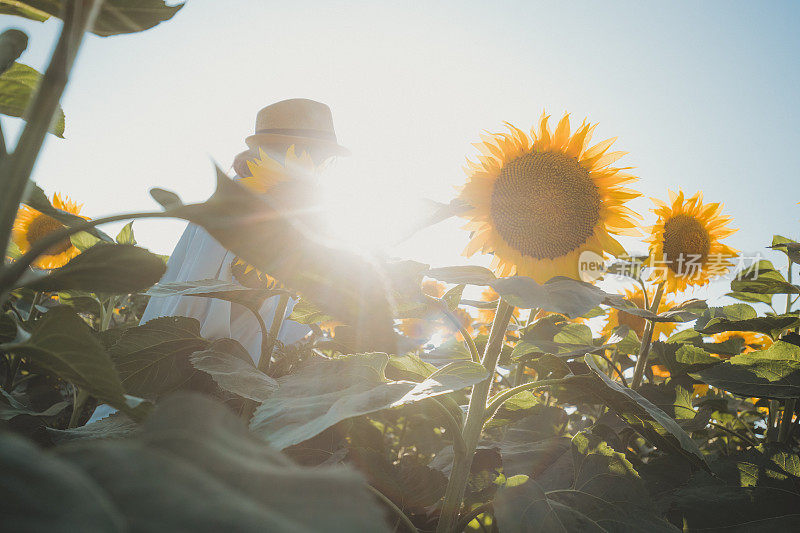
[2,2,800,532]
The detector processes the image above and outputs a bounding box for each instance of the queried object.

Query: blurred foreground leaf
[19,244,166,294]
[0,393,390,532]
[0,0,184,36]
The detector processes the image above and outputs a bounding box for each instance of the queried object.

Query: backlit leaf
[691,341,800,399]
[0,62,64,136]
[250,353,487,449]
[20,244,166,294]
[189,339,278,402]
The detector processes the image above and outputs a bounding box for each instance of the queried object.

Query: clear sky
[3,0,799,302]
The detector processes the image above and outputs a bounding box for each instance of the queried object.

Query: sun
[457,112,641,283]
[319,158,430,248]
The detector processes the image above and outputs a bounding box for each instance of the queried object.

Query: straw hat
[245,98,350,156]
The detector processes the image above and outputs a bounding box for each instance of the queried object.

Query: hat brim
[245,133,351,157]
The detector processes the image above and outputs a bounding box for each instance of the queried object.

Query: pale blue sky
[3,0,799,300]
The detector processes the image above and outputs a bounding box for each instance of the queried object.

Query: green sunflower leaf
[695,314,800,338]
[0,62,64,136]
[18,244,166,294]
[581,355,710,471]
[250,353,488,449]
[0,0,184,36]
[0,307,134,415]
[690,341,800,399]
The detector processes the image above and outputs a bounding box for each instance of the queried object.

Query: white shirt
[87,181,310,423]
[140,221,310,363]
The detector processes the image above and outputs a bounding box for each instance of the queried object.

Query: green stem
[257,293,290,374]
[768,400,779,438]
[443,308,480,363]
[778,399,796,444]
[428,397,467,459]
[239,296,290,423]
[512,357,527,387]
[26,291,41,323]
[485,377,574,422]
[787,263,793,314]
[595,350,627,386]
[708,421,758,448]
[637,278,650,312]
[454,502,493,533]
[100,295,118,331]
[0,1,102,267]
[4,353,19,390]
[524,307,539,327]
[436,299,514,533]
[367,484,419,533]
[68,387,89,428]
[630,282,665,389]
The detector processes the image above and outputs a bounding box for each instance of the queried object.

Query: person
[88,99,348,423]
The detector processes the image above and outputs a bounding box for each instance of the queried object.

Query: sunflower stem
[436,299,514,533]
[257,293,290,374]
[0,0,102,271]
[427,397,467,459]
[524,307,540,327]
[68,386,89,428]
[367,484,419,533]
[99,295,118,331]
[241,295,290,422]
[779,399,796,444]
[443,307,480,363]
[455,502,494,533]
[484,376,575,422]
[631,281,665,389]
[513,357,527,387]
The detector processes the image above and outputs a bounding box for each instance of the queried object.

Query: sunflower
[601,285,678,340]
[230,256,283,290]
[458,113,641,283]
[422,279,446,298]
[645,190,738,293]
[446,308,475,337]
[237,145,316,194]
[651,365,672,379]
[710,330,772,358]
[397,318,439,342]
[396,280,452,342]
[12,193,86,269]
